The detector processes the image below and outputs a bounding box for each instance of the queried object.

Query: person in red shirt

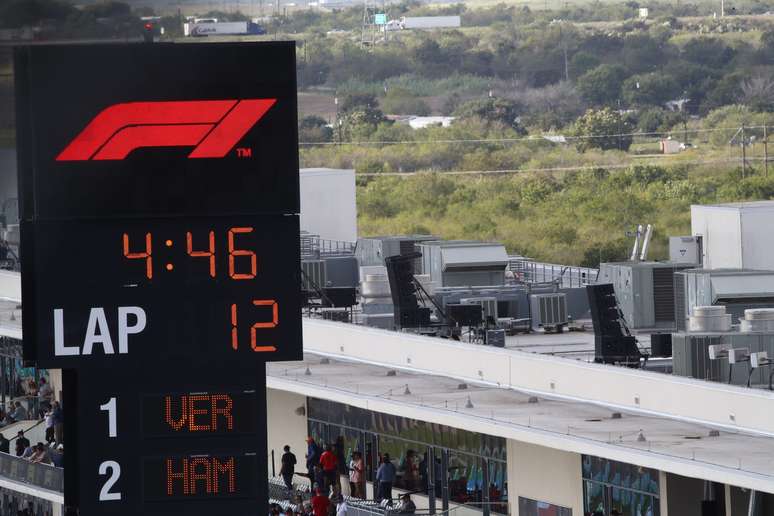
[311,488,330,516]
[319,444,338,492]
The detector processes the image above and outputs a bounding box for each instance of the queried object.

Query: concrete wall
[302,319,774,438]
[48,370,62,403]
[299,168,357,243]
[266,388,308,477]
[691,205,742,270]
[507,440,582,516]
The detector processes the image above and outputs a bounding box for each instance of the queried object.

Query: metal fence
[301,233,356,260]
[508,256,598,288]
[270,476,462,516]
[0,487,56,516]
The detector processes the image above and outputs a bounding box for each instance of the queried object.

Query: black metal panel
[652,267,675,323]
[674,272,686,331]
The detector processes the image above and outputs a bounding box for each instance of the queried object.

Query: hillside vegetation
[357,163,774,266]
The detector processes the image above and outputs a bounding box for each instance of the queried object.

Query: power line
[299,125,769,147]
[352,157,767,177]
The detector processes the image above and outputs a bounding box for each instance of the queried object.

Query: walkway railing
[0,449,63,493]
[508,256,598,288]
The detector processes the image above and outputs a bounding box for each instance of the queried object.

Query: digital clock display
[23,214,302,368]
[143,391,258,437]
[143,453,258,501]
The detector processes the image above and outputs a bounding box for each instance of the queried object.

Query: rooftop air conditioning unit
[302,260,326,291]
[530,293,568,332]
[461,297,498,323]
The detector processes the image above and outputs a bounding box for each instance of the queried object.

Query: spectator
[313,465,325,492]
[334,436,347,491]
[284,508,294,516]
[21,444,34,459]
[0,432,7,454]
[311,488,330,516]
[281,445,297,490]
[376,454,396,502]
[51,444,64,468]
[336,494,348,516]
[319,444,338,492]
[1,409,12,427]
[38,378,53,415]
[305,437,321,480]
[10,401,27,422]
[52,401,63,445]
[349,451,365,499]
[29,443,50,464]
[397,494,416,514]
[44,408,56,444]
[14,430,29,457]
[303,504,314,516]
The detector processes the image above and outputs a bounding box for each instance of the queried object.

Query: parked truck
[183,21,265,37]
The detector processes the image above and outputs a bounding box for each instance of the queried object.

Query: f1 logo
[56,99,276,161]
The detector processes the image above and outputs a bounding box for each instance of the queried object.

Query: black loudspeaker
[701,500,719,516]
[385,252,430,329]
[322,287,357,308]
[447,304,483,327]
[587,284,643,365]
[650,333,672,357]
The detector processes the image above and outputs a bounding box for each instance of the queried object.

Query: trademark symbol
[236,147,252,158]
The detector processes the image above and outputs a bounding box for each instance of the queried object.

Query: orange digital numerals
[166,456,236,496]
[186,231,216,278]
[231,300,278,352]
[123,233,153,279]
[123,227,258,281]
[164,394,234,432]
[228,227,257,280]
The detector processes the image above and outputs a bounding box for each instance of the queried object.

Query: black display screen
[22,214,302,368]
[143,390,258,437]
[143,452,259,501]
[16,42,295,516]
[15,43,299,221]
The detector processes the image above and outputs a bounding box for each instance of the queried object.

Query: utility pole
[617,99,623,151]
[765,123,769,177]
[559,23,569,82]
[742,124,748,178]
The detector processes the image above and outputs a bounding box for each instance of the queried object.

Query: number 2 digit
[99,460,122,501]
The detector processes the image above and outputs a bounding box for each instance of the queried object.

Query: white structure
[660,139,681,154]
[299,168,357,243]
[408,116,455,129]
[399,16,462,29]
[263,319,774,516]
[692,201,774,270]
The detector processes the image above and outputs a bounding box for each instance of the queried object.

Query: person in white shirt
[336,498,348,516]
[44,409,56,444]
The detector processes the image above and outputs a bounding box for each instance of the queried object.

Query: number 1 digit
[100,397,117,438]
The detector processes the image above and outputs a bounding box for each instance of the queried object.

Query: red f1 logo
[56,99,276,161]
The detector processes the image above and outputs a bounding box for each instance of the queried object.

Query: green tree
[682,37,735,69]
[0,0,74,28]
[340,93,385,127]
[576,64,627,106]
[622,73,680,107]
[298,115,333,143]
[568,51,600,78]
[573,107,633,152]
[453,98,525,132]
